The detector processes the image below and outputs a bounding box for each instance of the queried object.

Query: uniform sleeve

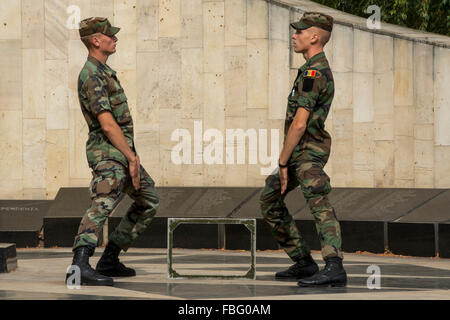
[292,70,325,112]
[83,75,112,117]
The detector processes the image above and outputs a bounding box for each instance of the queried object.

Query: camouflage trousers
[260,159,343,261]
[73,160,159,253]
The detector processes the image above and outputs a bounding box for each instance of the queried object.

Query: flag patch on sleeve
[304,70,316,77]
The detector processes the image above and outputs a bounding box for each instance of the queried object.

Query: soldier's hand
[279,167,288,195]
[129,154,141,191]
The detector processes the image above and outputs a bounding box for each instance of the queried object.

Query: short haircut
[309,26,332,46]
[80,34,94,49]
[80,33,104,49]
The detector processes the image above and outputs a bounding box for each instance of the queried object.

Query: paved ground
[0,248,449,300]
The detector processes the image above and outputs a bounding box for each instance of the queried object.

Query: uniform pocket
[109,91,132,124]
[109,90,127,105]
[89,161,127,199]
[90,175,110,198]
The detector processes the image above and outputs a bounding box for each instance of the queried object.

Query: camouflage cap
[290,12,333,32]
[79,17,120,38]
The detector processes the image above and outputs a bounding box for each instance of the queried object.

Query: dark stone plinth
[143,187,260,218]
[0,231,39,248]
[224,219,279,251]
[333,189,443,221]
[37,186,450,258]
[44,217,103,248]
[225,219,386,254]
[388,222,436,257]
[295,220,321,251]
[0,243,17,273]
[290,188,444,222]
[225,224,252,250]
[46,187,136,218]
[395,190,449,223]
[0,200,51,247]
[0,200,51,229]
[44,188,90,248]
[232,188,309,220]
[45,188,90,217]
[341,221,385,254]
[438,223,450,258]
[44,217,77,248]
[255,219,279,250]
[171,221,219,249]
[43,188,133,248]
[108,217,167,248]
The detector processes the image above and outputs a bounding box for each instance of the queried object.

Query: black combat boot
[96,241,136,277]
[65,246,114,286]
[275,254,319,280]
[297,257,347,287]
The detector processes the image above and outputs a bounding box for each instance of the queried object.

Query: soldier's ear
[91,34,102,48]
[310,31,320,45]
[309,27,323,46]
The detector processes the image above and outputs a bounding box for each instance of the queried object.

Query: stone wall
[0,0,449,199]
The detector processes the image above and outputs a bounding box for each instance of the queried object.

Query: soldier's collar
[303,52,325,69]
[87,55,116,77]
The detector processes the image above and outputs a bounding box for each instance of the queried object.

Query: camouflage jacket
[285,51,334,163]
[78,55,135,168]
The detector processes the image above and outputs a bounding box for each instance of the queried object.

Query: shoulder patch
[304,69,322,78]
[304,69,317,78]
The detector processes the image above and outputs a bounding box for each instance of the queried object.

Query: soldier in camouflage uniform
[66,17,159,286]
[259,12,347,287]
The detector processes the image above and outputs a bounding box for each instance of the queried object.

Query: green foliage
[310,0,450,36]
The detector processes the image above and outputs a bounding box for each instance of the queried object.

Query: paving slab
[0,248,448,300]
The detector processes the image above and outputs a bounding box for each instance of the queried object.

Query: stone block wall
[0,0,448,199]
